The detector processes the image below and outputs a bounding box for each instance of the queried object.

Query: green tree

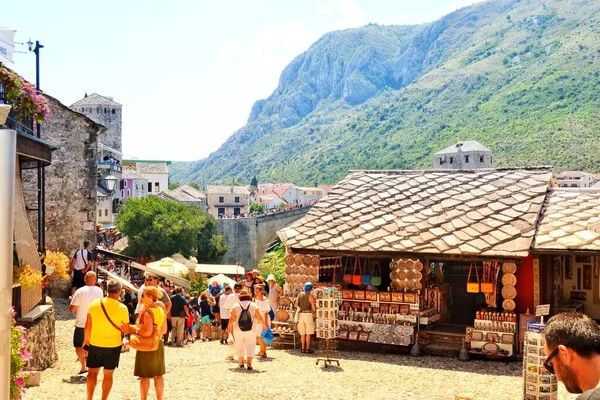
[168,181,181,190]
[258,243,285,287]
[182,272,208,293]
[195,216,228,263]
[250,175,258,188]
[116,196,226,260]
[188,181,201,190]
[249,202,266,214]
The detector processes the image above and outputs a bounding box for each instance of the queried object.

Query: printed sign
[535,304,550,317]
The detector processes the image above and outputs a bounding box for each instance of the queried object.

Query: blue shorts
[201,315,212,324]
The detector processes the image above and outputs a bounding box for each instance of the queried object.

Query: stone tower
[70,93,122,153]
[433,140,494,170]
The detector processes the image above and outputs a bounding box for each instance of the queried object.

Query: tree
[250,175,258,188]
[168,181,181,190]
[195,215,228,263]
[249,202,266,214]
[116,196,227,260]
[188,181,201,190]
[258,242,285,287]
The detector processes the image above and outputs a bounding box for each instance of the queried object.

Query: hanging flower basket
[0,64,50,124]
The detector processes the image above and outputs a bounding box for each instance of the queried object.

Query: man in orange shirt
[83,280,130,400]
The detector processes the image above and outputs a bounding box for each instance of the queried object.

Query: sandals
[238,364,245,369]
[246,366,253,371]
[306,348,315,354]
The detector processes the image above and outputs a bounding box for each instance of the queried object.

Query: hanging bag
[480,262,495,293]
[361,259,372,285]
[342,257,353,284]
[467,261,480,293]
[370,261,382,286]
[129,308,162,352]
[352,258,363,286]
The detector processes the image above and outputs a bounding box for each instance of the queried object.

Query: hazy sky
[4,0,483,161]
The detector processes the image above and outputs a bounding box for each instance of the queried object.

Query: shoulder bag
[480,262,495,293]
[467,262,480,293]
[370,261,382,286]
[361,259,372,286]
[342,257,353,284]
[129,308,161,352]
[352,258,362,286]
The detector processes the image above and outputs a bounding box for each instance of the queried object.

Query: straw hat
[239,289,252,301]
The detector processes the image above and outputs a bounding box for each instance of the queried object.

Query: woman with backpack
[228,289,267,370]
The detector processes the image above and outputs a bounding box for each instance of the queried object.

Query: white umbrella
[146,257,191,277]
[208,273,236,288]
[0,28,16,64]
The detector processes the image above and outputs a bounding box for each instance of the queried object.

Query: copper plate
[502,262,517,274]
[298,266,306,275]
[415,282,423,290]
[482,342,499,356]
[406,280,415,289]
[397,260,407,270]
[280,297,292,307]
[501,273,517,287]
[502,299,516,311]
[312,255,320,267]
[285,255,294,266]
[390,270,398,280]
[406,260,415,270]
[414,261,423,271]
[414,272,423,281]
[302,255,311,266]
[398,271,407,280]
[501,285,517,300]
[294,254,302,265]
[407,270,415,280]
[276,310,290,321]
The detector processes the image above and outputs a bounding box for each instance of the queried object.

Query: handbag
[352,258,362,286]
[268,307,275,321]
[467,262,480,293]
[129,308,161,352]
[361,259,371,285]
[342,257,353,284]
[370,261,382,286]
[480,262,494,293]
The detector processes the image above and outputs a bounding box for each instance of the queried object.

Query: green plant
[11,308,32,400]
[0,64,50,124]
[258,243,285,287]
[183,272,207,294]
[249,202,266,213]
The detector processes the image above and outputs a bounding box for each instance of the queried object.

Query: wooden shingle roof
[533,189,600,251]
[278,167,554,258]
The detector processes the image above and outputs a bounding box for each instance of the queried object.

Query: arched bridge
[216,206,311,269]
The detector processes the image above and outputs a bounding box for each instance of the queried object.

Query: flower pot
[0,104,11,125]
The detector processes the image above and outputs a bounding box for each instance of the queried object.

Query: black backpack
[238,303,253,331]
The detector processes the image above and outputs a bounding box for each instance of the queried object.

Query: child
[185,305,196,344]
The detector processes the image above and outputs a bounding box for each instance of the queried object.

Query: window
[148,182,152,192]
[234,207,241,216]
[464,155,469,163]
[480,155,484,163]
[154,182,159,192]
[105,209,109,216]
[112,109,116,114]
[98,209,102,217]
[234,196,240,203]
[136,184,139,190]
[219,196,224,203]
[218,208,225,217]
[127,189,131,197]
[449,157,454,164]
[124,180,127,188]
[121,190,124,198]
[490,157,493,163]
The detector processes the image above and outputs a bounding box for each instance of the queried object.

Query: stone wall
[217,207,310,268]
[23,96,104,255]
[23,297,58,371]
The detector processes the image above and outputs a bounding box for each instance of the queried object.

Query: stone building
[23,95,104,253]
[121,168,148,201]
[70,93,122,152]
[433,140,493,169]
[123,159,170,195]
[556,171,599,188]
[158,183,206,208]
[206,185,250,218]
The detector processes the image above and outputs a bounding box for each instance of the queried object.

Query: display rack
[272,297,299,349]
[523,331,558,400]
[315,288,341,367]
[468,319,516,357]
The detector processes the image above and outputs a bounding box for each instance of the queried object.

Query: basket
[502,299,516,311]
[502,262,517,274]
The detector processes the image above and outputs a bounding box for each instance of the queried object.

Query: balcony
[97,160,122,173]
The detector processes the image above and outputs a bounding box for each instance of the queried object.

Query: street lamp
[104,175,117,192]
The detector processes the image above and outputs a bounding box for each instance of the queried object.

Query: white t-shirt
[73,249,92,271]
[232,300,258,330]
[254,297,271,333]
[70,285,103,328]
[222,293,240,317]
[219,293,233,319]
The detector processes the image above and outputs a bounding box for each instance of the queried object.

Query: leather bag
[342,257,352,284]
[480,261,495,293]
[370,261,382,286]
[130,309,161,352]
[467,262,480,293]
[361,259,371,285]
[352,258,362,286]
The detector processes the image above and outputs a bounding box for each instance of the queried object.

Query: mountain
[172,0,600,186]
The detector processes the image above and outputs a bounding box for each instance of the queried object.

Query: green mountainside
[173,0,600,186]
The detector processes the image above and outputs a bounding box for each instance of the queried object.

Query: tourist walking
[253,284,271,358]
[128,286,167,400]
[542,312,600,398]
[208,280,224,324]
[169,287,189,347]
[223,282,242,360]
[199,292,216,341]
[267,274,282,312]
[228,289,267,370]
[295,282,316,354]
[69,239,94,295]
[82,280,130,400]
[219,286,234,344]
[69,271,103,374]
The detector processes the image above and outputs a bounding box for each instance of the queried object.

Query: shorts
[201,315,212,324]
[297,312,315,335]
[220,318,229,331]
[86,344,122,370]
[73,327,85,348]
[186,326,192,335]
[71,269,85,289]
[212,305,220,313]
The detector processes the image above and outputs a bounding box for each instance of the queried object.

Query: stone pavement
[24,298,577,400]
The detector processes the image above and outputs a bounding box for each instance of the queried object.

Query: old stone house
[158,184,206,208]
[123,159,170,195]
[206,185,250,218]
[282,185,323,206]
[556,171,599,188]
[434,140,493,169]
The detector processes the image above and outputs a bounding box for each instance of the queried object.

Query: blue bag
[261,327,274,345]
[269,308,275,321]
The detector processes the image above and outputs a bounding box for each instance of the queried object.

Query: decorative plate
[472,331,484,341]
[414,272,423,281]
[406,280,415,289]
[404,293,416,303]
[486,332,499,343]
[280,297,292,307]
[406,260,415,270]
[302,255,311,266]
[391,292,404,302]
[482,342,499,356]
[285,255,294,266]
[379,292,391,302]
[398,271,407,280]
[414,261,423,271]
[501,285,517,300]
[393,325,403,335]
[294,254,302,265]
[366,291,377,301]
[377,334,386,343]
[397,260,407,270]
[383,325,392,334]
[276,310,290,321]
[501,273,517,287]
[502,262,517,274]
[400,336,412,346]
[402,326,414,336]
[298,266,307,275]
[407,270,415,280]
[390,279,401,290]
[384,334,394,344]
[502,334,514,344]
[415,282,423,290]
[502,299,516,311]
[390,270,398,280]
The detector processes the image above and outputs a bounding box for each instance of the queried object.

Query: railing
[97,161,122,173]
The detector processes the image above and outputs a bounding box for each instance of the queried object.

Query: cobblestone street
[22,299,576,400]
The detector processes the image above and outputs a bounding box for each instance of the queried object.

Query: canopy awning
[97,266,137,292]
[0,28,16,63]
[208,273,237,287]
[195,264,245,276]
[130,261,191,289]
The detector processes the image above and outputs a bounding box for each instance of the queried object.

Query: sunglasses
[543,347,559,375]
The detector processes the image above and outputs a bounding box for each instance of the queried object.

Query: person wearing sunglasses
[542,312,600,398]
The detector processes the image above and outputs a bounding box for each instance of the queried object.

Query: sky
[4,0,483,162]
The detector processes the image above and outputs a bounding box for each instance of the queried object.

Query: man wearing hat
[295,282,316,354]
[223,282,243,360]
